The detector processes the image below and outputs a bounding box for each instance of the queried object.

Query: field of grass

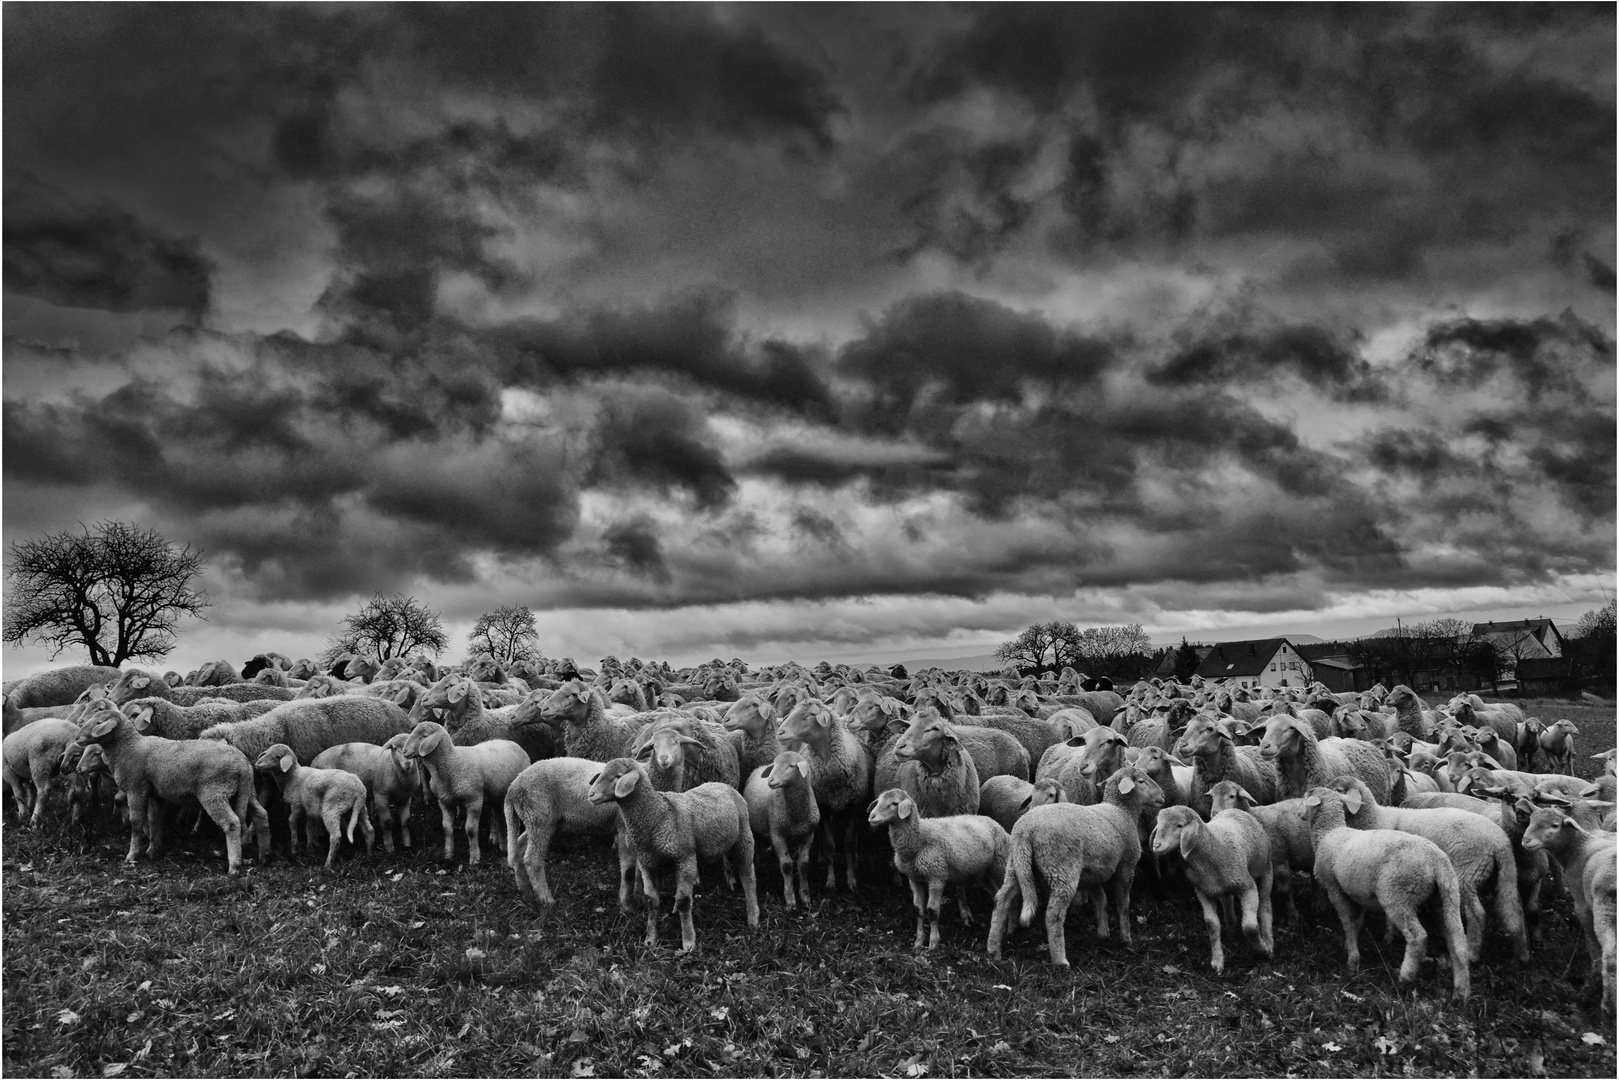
[4,695,1615,1078]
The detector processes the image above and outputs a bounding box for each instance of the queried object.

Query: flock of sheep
[3,651,1615,1013]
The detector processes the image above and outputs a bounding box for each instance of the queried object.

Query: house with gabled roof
[1193,638,1312,689]
[1472,618,1565,660]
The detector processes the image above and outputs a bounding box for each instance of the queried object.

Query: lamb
[586,757,759,953]
[720,694,779,776]
[504,757,635,908]
[867,788,1010,948]
[541,680,648,761]
[1521,807,1618,1012]
[1303,786,1470,999]
[1207,781,1316,924]
[892,709,983,817]
[252,742,375,867]
[1149,805,1274,973]
[199,697,415,766]
[1325,775,1526,963]
[1537,720,1580,775]
[1258,715,1391,804]
[3,718,80,826]
[124,696,281,741]
[631,712,742,792]
[401,721,528,865]
[978,776,1067,833]
[1384,685,1436,740]
[1515,719,1547,772]
[1131,746,1194,810]
[64,698,268,875]
[777,699,874,890]
[743,750,821,910]
[5,665,121,709]
[986,766,1165,966]
[1180,714,1280,816]
[311,737,425,853]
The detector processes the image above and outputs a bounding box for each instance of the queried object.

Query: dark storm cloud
[1148,323,1386,402]
[1411,313,1614,403]
[587,390,736,511]
[3,173,212,318]
[603,516,671,585]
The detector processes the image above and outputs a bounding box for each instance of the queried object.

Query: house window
[1270,663,1276,671]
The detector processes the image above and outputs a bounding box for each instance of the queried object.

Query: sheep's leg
[145,799,166,858]
[1385,903,1428,984]
[735,826,759,929]
[817,816,838,891]
[956,889,974,929]
[909,877,929,949]
[1237,883,1264,957]
[465,797,488,865]
[320,807,345,868]
[1273,861,1298,924]
[771,831,796,910]
[640,862,662,947]
[397,796,413,850]
[1045,877,1079,966]
[616,828,640,912]
[438,798,458,861]
[286,806,304,859]
[521,822,555,906]
[1326,885,1362,973]
[1111,868,1136,945]
[248,797,270,865]
[201,794,244,876]
[28,764,55,828]
[793,835,814,910]
[4,773,30,822]
[841,812,859,892]
[1197,891,1227,974]
[674,856,701,953]
[1256,867,1275,958]
[304,815,321,853]
[925,879,947,949]
[1458,882,1485,963]
[124,792,151,864]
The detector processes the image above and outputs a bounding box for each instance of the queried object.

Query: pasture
[3,691,1615,1078]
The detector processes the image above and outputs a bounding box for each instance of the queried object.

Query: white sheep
[587,757,759,952]
[253,742,375,867]
[198,696,415,766]
[986,766,1165,966]
[5,665,121,709]
[1521,806,1617,1012]
[1207,781,1316,924]
[1326,775,1527,964]
[1537,720,1580,775]
[125,696,281,741]
[743,749,821,909]
[867,788,1010,948]
[1258,715,1391,804]
[1180,713,1280,816]
[1149,805,1274,972]
[892,709,981,817]
[540,680,647,761]
[401,721,528,865]
[311,736,424,853]
[3,717,80,826]
[720,694,780,776]
[978,775,1067,833]
[64,698,268,875]
[1302,786,1470,999]
[504,757,634,908]
[776,699,874,891]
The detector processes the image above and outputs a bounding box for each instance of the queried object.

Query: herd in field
[3,652,1615,1012]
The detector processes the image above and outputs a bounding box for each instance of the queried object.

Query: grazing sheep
[1150,805,1274,972]
[190,660,242,687]
[867,788,1010,948]
[892,710,982,817]
[1259,715,1391,804]
[311,737,425,853]
[3,718,79,826]
[253,742,375,867]
[978,776,1067,833]
[505,757,635,908]
[199,697,415,766]
[986,766,1165,966]
[1326,775,1527,964]
[65,699,268,875]
[401,721,528,864]
[1538,720,1580,775]
[1521,807,1618,1012]
[1180,714,1280,817]
[1303,787,1470,999]
[743,750,821,910]
[5,665,120,709]
[720,694,779,776]
[541,680,647,762]
[586,757,759,952]
[776,700,874,891]
[1207,781,1315,924]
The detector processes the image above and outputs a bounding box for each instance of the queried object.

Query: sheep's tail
[1437,863,1471,1000]
[1491,839,1527,948]
[504,794,523,871]
[344,799,364,843]
[1012,830,1038,928]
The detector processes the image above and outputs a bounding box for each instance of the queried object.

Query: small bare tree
[2,521,211,667]
[467,604,542,665]
[322,593,447,664]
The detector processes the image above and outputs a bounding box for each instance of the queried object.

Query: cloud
[603,515,671,584]
[586,389,736,511]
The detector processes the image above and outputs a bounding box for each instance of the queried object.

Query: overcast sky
[3,4,1614,676]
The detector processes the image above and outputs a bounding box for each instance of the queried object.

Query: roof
[1473,618,1564,642]
[1193,638,1293,680]
[1310,656,1363,671]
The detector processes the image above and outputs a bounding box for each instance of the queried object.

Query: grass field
[4,696,1615,1078]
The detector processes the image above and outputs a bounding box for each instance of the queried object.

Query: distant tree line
[994,621,1159,681]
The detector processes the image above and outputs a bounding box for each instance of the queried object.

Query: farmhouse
[1192,638,1312,689]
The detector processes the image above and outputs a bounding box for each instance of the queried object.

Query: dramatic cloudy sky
[3,4,1614,675]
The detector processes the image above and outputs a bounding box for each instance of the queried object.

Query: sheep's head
[776,701,834,748]
[1386,686,1418,710]
[70,699,126,750]
[587,758,646,804]
[1078,728,1128,780]
[1301,786,1349,830]
[541,681,594,724]
[1207,780,1257,813]
[253,743,300,776]
[124,703,162,734]
[401,721,450,760]
[763,750,812,791]
[1150,805,1203,857]
[1023,777,1067,812]
[1325,775,1372,816]
[636,721,702,774]
[1179,715,1224,759]
[382,733,421,786]
[1101,766,1163,816]
[893,709,958,771]
[866,788,916,827]
[1257,716,1306,761]
[75,743,110,776]
[847,693,904,735]
[467,657,506,684]
[721,695,774,737]
[1520,806,1585,853]
[1133,746,1187,784]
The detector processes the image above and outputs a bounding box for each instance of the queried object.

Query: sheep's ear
[1117,774,1136,795]
[1018,795,1033,812]
[1341,787,1363,814]
[588,771,602,787]
[895,798,913,819]
[279,751,296,774]
[795,759,810,780]
[392,685,412,705]
[447,680,469,704]
[1179,825,1199,859]
[1303,793,1321,808]
[865,798,878,816]
[420,729,444,755]
[132,707,155,732]
[759,765,774,780]
[613,769,641,798]
[1066,736,1084,747]
[131,675,149,689]
[89,717,119,739]
[814,708,832,729]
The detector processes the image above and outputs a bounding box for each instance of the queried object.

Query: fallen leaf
[1161,963,1181,975]
[49,1068,73,1079]
[571,1061,595,1078]
[103,1066,127,1078]
[56,1009,80,1026]
[1323,1042,1342,1053]
[464,947,486,962]
[1581,1032,1605,1046]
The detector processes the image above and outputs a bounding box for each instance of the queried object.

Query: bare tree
[1075,623,1155,681]
[2,521,211,667]
[322,594,447,664]
[467,604,542,665]
[995,620,1082,675]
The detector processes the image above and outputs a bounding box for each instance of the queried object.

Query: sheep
[986,766,1165,966]
[1521,806,1618,1012]
[776,699,874,891]
[199,697,415,767]
[3,718,79,826]
[540,680,647,762]
[586,757,759,952]
[891,709,983,818]
[1302,786,1470,999]
[1180,713,1280,817]
[978,776,1067,833]
[1258,715,1391,804]
[2,694,88,739]
[124,697,281,741]
[1119,699,1193,752]
[743,750,821,910]
[189,660,242,687]
[720,694,779,776]
[252,742,375,867]
[951,709,1062,769]
[311,737,425,853]
[1131,746,1194,810]
[631,712,743,793]
[504,757,635,908]
[867,788,1010,949]
[1149,805,1274,973]
[64,698,268,875]
[401,721,528,865]
[1325,775,1526,963]
[5,665,120,709]
[411,675,558,762]
[1384,685,1435,740]
[109,668,294,707]
[1207,781,1315,924]
[294,674,350,699]
[1537,720,1580,775]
